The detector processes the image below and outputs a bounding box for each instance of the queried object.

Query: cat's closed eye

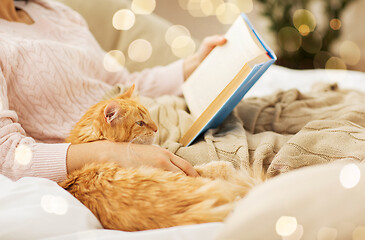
[136,121,145,126]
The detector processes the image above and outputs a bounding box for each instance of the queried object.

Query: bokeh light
[301,31,322,54]
[330,18,342,30]
[200,0,214,16]
[293,9,316,33]
[325,57,347,70]
[187,0,206,17]
[282,224,304,240]
[112,9,135,30]
[165,25,191,46]
[14,144,32,165]
[171,35,196,58]
[216,2,240,24]
[276,216,298,237]
[177,0,250,19]
[228,0,253,13]
[131,0,156,15]
[298,24,310,36]
[313,51,332,69]
[278,27,302,52]
[339,41,361,66]
[178,0,189,10]
[128,39,153,62]
[317,227,338,240]
[210,0,225,15]
[103,50,125,72]
[339,163,361,189]
[41,194,69,215]
[353,226,365,240]
[182,0,226,16]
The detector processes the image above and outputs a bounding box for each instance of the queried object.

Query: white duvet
[1,65,365,240]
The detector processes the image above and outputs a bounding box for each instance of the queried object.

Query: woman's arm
[0,69,70,182]
[66,141,199,177]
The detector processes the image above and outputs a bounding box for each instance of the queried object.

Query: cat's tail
[171,165,265,225]
[228,165,266,195]
[194,161,266,200]
[173,180,241,224]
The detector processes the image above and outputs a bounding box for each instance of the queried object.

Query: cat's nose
[151,123,158,132]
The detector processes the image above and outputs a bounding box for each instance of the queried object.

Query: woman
[0,0,227,181]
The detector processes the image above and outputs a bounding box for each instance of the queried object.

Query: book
[179,13,276,147]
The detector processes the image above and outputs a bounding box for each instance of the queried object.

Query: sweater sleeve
[0,69,70,182]
[103,59,185,98]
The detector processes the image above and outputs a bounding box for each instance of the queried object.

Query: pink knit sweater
[0,0,184,182]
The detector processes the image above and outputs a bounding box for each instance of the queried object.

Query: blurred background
[59,0,365,72]
[155,0,365,72]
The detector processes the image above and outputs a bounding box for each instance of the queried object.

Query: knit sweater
[0,0,184,182]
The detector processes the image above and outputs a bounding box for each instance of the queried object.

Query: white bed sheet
[1,65,365,240]
[0,173,223,240]
[44,223,223,240]
[247,65,365,98]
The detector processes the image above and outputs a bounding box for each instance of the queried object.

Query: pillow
[217,161,365,240]
[0,175,102,239]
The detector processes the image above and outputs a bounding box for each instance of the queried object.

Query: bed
[2,65,365,240]
[4,0,365,238]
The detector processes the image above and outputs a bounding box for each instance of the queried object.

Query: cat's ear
[117,84,135,99]
[103,101,124,124]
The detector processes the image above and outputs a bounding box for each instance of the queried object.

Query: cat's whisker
[126,142,134,157]
[131,136,143,144]
[126,137,143,162]
[126,141,136,163]
[152,133,157,145]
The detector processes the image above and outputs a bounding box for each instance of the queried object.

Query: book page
[182,16,266,119]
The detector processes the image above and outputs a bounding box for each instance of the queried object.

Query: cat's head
[97,85,158,145]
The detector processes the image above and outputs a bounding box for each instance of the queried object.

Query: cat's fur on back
[59,85,263,231]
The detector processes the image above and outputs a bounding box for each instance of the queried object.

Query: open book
[180,13,276,146]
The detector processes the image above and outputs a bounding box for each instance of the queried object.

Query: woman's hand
[66,141,199,177]
[183,35,227,80]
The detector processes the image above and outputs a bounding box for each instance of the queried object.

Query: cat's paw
[195,161,236,180]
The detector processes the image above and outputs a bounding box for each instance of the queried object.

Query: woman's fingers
[168,153,200,177]
[164,161,185,174]
[203,35,227,48]
[198,35,227,61]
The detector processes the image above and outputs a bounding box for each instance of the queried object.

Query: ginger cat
[59,85,263,231]
[65,85,158,145]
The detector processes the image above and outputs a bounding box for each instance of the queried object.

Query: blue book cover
[180,13,276,146]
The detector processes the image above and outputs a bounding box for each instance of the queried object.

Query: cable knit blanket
[104,83,365,178]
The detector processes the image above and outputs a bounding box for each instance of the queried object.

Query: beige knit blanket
[104,83,365,178]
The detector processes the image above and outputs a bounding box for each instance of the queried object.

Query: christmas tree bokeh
[256,0,359,70]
